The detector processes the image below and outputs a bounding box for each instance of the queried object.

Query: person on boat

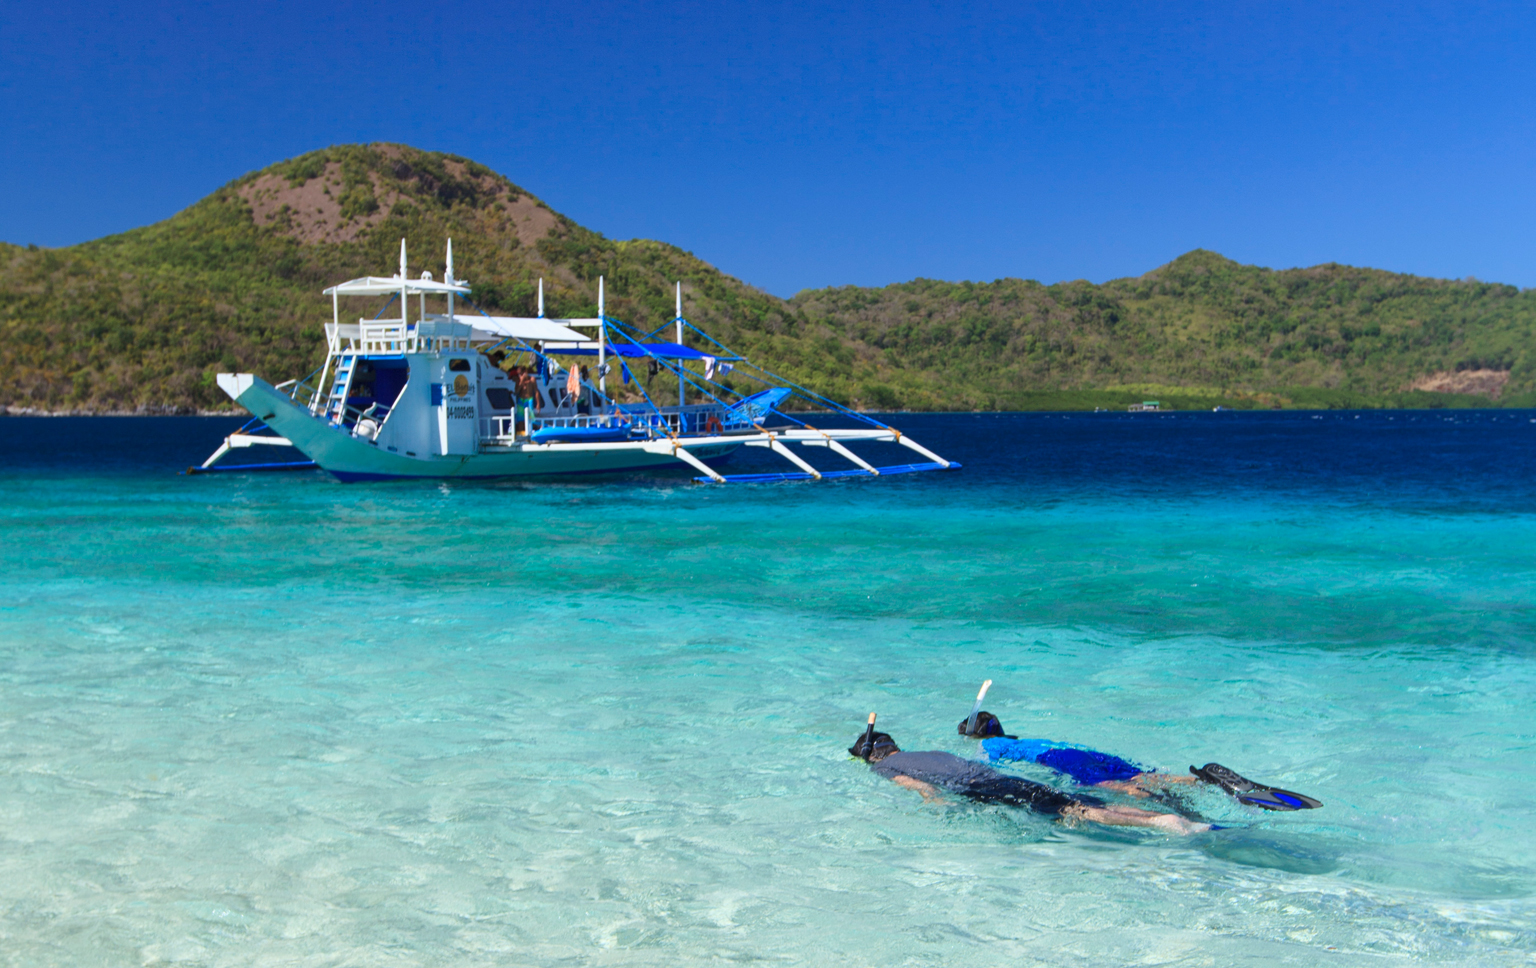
[577,365,592,415]
[515,366,538,437]
[850,728,1211,834]
[959,712,1322,811]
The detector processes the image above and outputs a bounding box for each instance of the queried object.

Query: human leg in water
[1062,800,1212,834]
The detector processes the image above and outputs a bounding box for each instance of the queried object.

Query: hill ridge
[4,143,1534,413]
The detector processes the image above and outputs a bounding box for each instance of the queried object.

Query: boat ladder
[323,355,357,423]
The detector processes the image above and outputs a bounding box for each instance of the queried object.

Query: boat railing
[613,403,750,435]
[283,371,392,436]
[480,402,753,443]
[358,321,412,353]
[324,321,477,355]
[484,412,634,441]
[280,370,325,412]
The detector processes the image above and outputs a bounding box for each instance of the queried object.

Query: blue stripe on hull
[187,460,318,475]
[328,455,737,483]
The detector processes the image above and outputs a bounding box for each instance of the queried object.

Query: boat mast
[313,284,342,413]
[398,238,408,333]
[446,238,455,322]
[598,276,607,396]
[676,282,684,407]
[537,278,544,318]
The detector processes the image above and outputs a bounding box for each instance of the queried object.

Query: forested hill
[3,143,1533,413]
[792,252,1536,410]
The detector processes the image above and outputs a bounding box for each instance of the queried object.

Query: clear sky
[2,1,1532,296]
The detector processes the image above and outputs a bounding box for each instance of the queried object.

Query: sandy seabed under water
[1,410,1534,966]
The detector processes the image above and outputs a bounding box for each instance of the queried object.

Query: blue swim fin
[1191,762,1322,811]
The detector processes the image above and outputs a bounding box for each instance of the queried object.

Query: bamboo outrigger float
[200,240,960,483]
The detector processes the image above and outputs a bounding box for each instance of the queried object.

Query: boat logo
[453,374,470,398]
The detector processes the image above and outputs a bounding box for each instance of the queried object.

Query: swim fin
[1190,762,1323,811]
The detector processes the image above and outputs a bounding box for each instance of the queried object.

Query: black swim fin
[1190,762,1323,811]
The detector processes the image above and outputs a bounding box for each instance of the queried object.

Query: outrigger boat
[200,240,959,483]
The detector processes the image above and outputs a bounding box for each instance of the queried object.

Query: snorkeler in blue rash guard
[958,711,1190,796]
[961,712,1323,811]
[982,735,1197,796]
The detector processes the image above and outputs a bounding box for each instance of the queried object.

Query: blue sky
[2,1,1532,296]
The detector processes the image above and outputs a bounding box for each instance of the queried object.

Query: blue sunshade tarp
[550,342,737,361]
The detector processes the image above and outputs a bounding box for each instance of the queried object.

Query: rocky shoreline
[2,405,242,417]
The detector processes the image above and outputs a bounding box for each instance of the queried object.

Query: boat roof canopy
[324,276,472,297]
[423,315,591,344]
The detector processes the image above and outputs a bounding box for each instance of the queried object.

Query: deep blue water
[2,411,1534,966]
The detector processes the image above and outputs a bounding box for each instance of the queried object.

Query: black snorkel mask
[850,714,897,761]
[957,711,1015,739]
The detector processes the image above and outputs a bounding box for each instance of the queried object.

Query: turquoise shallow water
[2,412,1535,965]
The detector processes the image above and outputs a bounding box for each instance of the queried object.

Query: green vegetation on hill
[791,252,1536,410]
[2,144,1533,413]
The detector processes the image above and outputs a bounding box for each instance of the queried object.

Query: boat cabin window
[448,358,472,372]
[484,387,514,410]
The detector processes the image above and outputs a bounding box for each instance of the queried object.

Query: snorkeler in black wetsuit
[849,729,1212,834]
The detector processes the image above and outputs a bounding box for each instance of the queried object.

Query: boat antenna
[964,679,993,737]
[446,238,455,321]
[399,237,408,327]
[537,278,544,318]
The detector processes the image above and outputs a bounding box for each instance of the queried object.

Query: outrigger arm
[800,430,880,475]
[199,430,297,469]
[746,433,822,479]
[634,425,955,484]
[893,432,952,467]
[641,439,727,483]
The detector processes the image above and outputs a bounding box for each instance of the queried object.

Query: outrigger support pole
[201,441,231,469]
[894,434,952,468]
[803,436,879,475]
[747,433,823,480]
[642,439,726,483]
[198,430,299,470]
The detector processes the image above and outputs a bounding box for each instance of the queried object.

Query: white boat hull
[217,373,739,481]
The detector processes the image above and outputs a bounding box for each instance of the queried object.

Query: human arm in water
[891,774,943,802]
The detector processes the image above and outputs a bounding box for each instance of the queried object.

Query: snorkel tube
[859,712,877,759]
[964,680,992,737]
